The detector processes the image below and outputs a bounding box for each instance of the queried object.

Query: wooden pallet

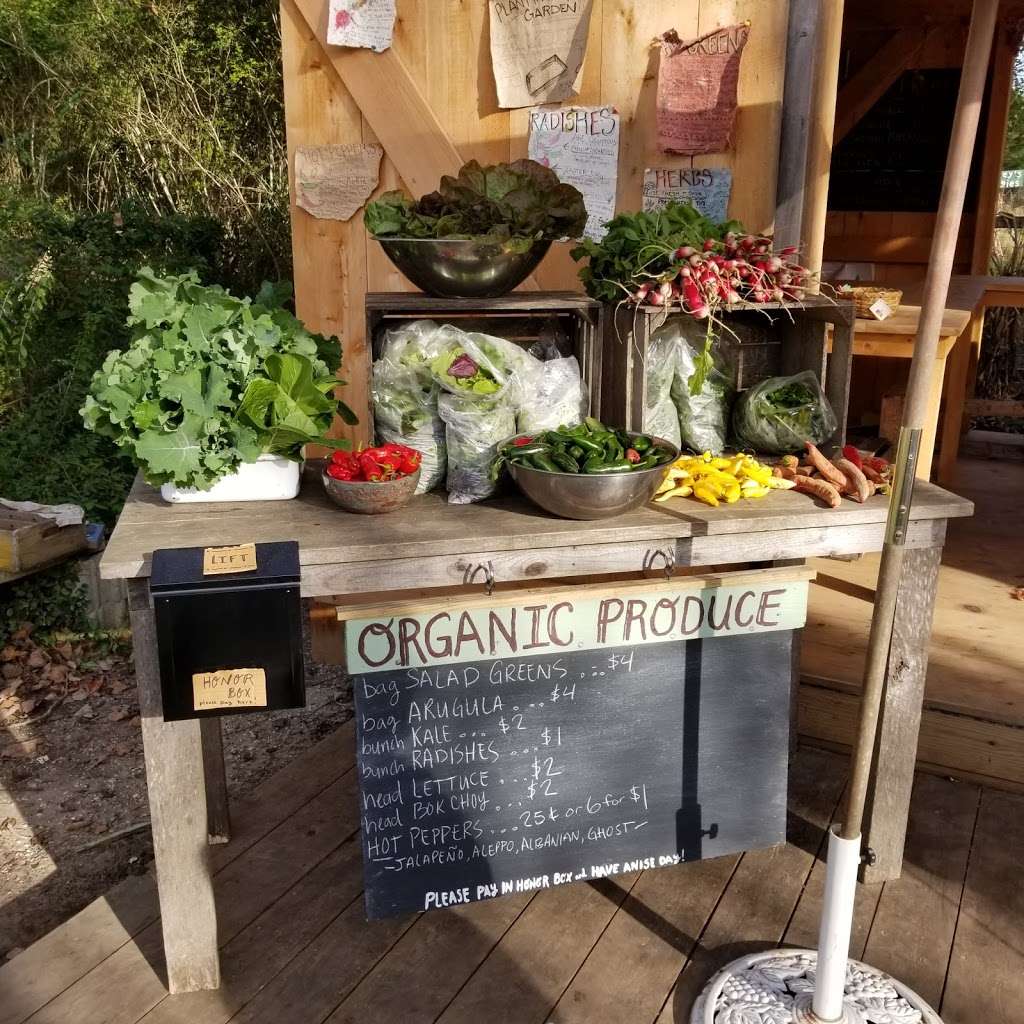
[0,508,86,578]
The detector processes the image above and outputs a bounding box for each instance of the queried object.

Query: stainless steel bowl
[507,434,679,520]
[373,237,551,297]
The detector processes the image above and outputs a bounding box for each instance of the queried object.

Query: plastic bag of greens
[517,356,586,434]
[438,391,517,504]
[670,321,734,453]
[427,324,539,405]
[732,370,837,454]
[641,325,682,448]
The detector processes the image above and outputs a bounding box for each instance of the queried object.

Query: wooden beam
[802,0,845,287]
[775,0,821,249]
[833,28,935,145]
[971,25,1020,273]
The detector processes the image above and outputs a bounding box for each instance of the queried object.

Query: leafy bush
[0,563,89,646]
[0,195,224,523]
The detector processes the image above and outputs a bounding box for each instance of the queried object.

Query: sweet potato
[793,474,842,508]
[833,457,871,503]
[795,464,815,476]
[804,442,847,488]
[862,464,884,485]
[776,465,797,480]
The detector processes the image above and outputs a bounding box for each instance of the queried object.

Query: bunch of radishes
[631,232,811,318]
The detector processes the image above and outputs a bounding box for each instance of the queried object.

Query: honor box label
[192,667,267,711]
[202,542,258,576]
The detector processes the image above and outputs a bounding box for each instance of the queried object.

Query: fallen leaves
[1011,587,1024,601]
[1,739,40,759]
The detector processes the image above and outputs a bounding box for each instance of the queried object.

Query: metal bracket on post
[463,561,495,595]
[643,548,676,580]
[886,427,923,547]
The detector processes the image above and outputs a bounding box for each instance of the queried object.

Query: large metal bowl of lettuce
[365,158,587,298]
[375,237,551,298]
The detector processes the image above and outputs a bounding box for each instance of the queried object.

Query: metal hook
[643,548,676,580]
[463,561,496,595]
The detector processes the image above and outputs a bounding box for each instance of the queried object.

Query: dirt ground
[0,607,352,960]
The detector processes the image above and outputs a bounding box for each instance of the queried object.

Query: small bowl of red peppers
[322,443,422,514]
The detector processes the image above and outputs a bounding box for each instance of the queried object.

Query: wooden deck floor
[1,720,1021,1024]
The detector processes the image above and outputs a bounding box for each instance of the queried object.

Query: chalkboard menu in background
[829,69,980,213]
[346,577,808,919]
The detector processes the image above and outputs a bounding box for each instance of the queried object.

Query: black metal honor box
[150,541,304,721]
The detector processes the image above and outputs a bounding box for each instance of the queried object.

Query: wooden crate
[602,296,856,451]
[365,292,605,423]
[0,509,87,576]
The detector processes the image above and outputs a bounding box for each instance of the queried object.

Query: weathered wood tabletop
[100,471,972,994]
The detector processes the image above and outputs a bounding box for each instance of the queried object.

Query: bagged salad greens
[670,321,734,453]
[439,392,516,504]
[641,324,682,449]
[370,319,586,502]
[516,356,586,435]
[731,370,836,454]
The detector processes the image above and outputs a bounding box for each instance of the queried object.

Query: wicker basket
[839,284,903,319]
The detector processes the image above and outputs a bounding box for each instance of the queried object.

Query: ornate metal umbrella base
[691,949,943,1024]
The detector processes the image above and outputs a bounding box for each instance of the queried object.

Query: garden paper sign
[528,105,619,240]
[642,167,732,222]
[657,23,750,155]
[295,144,383,221]
[489,0,594,109]
[327,0,396,52]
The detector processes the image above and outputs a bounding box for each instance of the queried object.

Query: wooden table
[833,275,1024,485]
[101,473,972,993]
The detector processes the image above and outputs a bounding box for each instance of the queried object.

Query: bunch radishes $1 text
[571,202,811,319]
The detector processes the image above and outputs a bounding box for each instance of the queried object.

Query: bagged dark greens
[732,371,836,454]
[670,321,734,453]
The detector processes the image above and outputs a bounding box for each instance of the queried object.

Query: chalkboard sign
[830,69,977,213]
[346,573,810,919]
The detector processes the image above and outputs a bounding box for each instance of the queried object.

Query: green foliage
[0,563,89,646]
[0,195,223,522]
[365,159,588,245]
[0,0,289,292]
[1004,52,1024,171]
[82,270,355,489]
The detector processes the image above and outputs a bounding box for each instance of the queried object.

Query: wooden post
[801,0,845,289]
[775,0,821,249]
[129,580,220,992]
[200,719,231,845]
[861,545,942,882]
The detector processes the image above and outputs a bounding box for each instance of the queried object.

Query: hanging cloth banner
[489,0,594,109]
[656,23,750,156]
[528,105,620,240]
[326,0,396,52]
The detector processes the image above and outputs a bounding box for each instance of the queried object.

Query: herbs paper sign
[528,105,619,241]
[489,0,594,109]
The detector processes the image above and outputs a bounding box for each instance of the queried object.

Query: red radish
[648,289,664,306]
[675,245,695,259]
[658,281,673,301]
[635,282,651,301]
[689,253,703,267]
[703,239,715,252]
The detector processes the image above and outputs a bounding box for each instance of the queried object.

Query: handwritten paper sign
[528,105,619,240]
[326,0,396,52]
[489,0,594,109]
[642,167,732,222]
[202,543,258,576]
[295,143,383,221]
[192,668,267,712]
[346,575,807,917]
[657,23,750,155]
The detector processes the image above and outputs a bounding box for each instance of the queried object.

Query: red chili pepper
[842,445,863,469]
[358,453,387,481]
[512,436,534,447]
[864,455,889,473]
[625,448,641,463]
[326,463,354,481]
[331,449,357,468]
[397,450,421,474]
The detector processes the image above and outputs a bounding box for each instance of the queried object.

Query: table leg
[937,311,983,487]
[200,719,231,845]
[861,544,942,884]
[916,359,947,481]
[129,580,220,992]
